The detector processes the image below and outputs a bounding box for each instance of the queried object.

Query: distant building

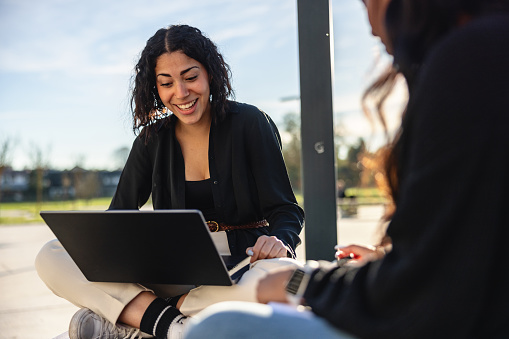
[98,170,122,197]
[0,167,121,202]
[0,167,30,202]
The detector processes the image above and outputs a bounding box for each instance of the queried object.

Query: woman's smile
[155,51,212,127]
[175,99,198,112]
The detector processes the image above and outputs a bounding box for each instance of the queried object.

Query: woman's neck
[175,114,212,138]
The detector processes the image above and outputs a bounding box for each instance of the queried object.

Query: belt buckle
[207,220,219,232]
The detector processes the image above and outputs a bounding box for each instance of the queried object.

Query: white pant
[35,239,302,324]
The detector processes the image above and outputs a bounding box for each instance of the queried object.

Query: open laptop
[40,210,250,286]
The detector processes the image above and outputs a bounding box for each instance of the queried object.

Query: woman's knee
[185,302,271,339]
[185,302,354,339]
[35,239,62,277]
[34,238,79,290]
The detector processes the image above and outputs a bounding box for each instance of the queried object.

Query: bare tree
[112,146,130,170]
[29,142,51,212]
[75,171,100,202]
[282,113,302,192]
[0,137,14,219]
[73,154,86,169]
[71,154,86,206]
[0,138,12,166]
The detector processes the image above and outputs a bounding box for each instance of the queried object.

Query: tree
[279,113,374,194]
[0,137,15,219]
[75,171,100,202]
[336,138,366,188]
[112,146,130,170]
[281,113,302,193]
[29,143,51,211]
[0,138,14,193]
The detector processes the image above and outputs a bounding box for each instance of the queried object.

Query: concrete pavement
[0,223,78,339]
[0,205,384,339]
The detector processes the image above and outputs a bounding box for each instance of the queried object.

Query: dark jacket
[109,101,304,257]
[303,13,509,338]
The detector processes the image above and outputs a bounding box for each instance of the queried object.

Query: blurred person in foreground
[184,0,509,338]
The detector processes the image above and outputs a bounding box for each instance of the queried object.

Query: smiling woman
[34,24,304,339]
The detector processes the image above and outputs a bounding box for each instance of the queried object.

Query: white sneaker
[167,315,188,339]
[69,308,153,339]
[53,331,70,339]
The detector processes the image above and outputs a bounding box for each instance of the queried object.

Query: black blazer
[110,101,304,257]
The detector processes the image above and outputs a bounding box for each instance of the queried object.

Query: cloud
[0,0,385,170]
[0,0,298,76]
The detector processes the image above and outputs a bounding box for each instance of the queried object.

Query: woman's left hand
[256,266,294,304]
[246,235,288,262]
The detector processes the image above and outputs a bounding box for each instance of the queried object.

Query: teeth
[177,99,197,110]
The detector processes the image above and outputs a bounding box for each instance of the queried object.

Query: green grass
[0,198,112,225]
[293,187,386,207]
[343,187,387,204]
[0,188,386,225]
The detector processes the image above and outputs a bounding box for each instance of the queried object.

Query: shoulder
[135,117,174,147]
[404,13,509,153]
[458,12,509,44]
[413,13,509,98]
[223,101,276,130]
[423,13,509,72]
[222,101,280,140]
[227,101,268,120]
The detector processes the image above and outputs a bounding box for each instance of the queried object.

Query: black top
[185,179,216,221]
[303,13,509,338]
[109,101,304,257]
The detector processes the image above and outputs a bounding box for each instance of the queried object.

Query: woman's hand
[246,235,288,263]
[256,266,295,304]
[335,244,383,266]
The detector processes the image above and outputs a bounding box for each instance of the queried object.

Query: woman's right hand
[246,235,288,263]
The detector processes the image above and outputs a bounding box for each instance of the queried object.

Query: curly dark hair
[130,24,234,136]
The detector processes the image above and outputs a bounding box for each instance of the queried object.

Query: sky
[0,0,404,170]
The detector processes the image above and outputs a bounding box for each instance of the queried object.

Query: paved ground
[0,205,384,339]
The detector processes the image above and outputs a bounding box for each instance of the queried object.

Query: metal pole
[297,0,337,260]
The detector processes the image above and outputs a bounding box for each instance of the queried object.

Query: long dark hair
[130,24,234,137]
[386,0,506,80]
[369,0,509,218]
[360,66,401,221]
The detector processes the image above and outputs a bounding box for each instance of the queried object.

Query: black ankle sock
[140,298,182,338]
[165,294,184,308]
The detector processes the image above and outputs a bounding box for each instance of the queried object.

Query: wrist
[285,261,319,306]
[374,243,392,259]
